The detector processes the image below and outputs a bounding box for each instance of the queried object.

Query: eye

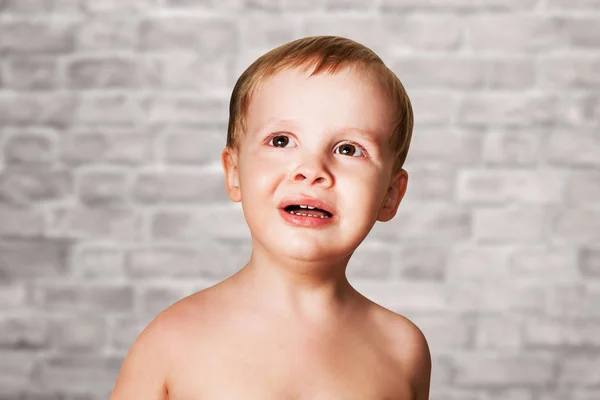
[334,142,365,157]
[266,133,367,157]
[268,134,297,148]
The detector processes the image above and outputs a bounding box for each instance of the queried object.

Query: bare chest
[166,319,413,400]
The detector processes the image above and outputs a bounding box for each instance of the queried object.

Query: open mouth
[283,205,333,219]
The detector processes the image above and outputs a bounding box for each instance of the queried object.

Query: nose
[289,157,333,187]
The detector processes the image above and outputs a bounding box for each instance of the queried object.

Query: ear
[377,169,408,222]
[221,146,241,203]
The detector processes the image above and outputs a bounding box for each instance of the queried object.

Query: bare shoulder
[109,297,197,400]
[371,305,432,400]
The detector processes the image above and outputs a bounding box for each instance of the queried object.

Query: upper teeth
[299,205,316,209]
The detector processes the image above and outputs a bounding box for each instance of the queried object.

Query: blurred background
[0,0,599,399]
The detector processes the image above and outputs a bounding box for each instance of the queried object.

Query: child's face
[223,66,407,262]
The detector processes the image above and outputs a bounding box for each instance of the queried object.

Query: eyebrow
[256,119,383,147]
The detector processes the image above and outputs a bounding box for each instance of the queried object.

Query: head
[222,36,413,264]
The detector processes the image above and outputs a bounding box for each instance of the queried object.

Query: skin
[109,63,431,400]
[221,65,409,329]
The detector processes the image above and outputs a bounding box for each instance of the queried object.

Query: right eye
[267,134,297,148]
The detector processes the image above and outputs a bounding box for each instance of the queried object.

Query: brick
[133,170,228,204]
[79,0,159,11]
[579,246,600,278]
[548,0,600,8]
[78,170,129,206]
[127,239,249,280]
[34,283,134,312]
[459,94,555,127]
[159,54,230,92]
[473,206,548,242]
[0,94,75,128]
[482,129,543,166]
[353,282,449,313]
[165,0,242,10]
[545,284,600,318]
[403,163,454,202]
[538,56,600,89]
[0,0,80,13]
[554,208,600,244]
[0,316,48,349]
[281,0,322,11]
[539,390,600,400]
[76,11,138,50]
[5,57,58,90]
[346,244,393,280]
[487,389,533,400]
[560,17,600,49]
[303,17,386,54]
[37,354,122,392]
[241,15,297,49]
[560,355,600,385]
[474,314,524,349]
[0,206,45,237]
[0,167,72,205]
[0,350,37,387]
[381,0,537,11]
[51,207,141,240]
[408,127,482,165]
[325,0,373,9]
[0,19,75,54]
[0,284,28,309]
[371,204,470,241]
[409,314,470,351]
[453,352,555,386]
[381,14,462,51]
[110,315,150,350]
[392,57,486,90]
[70,245,124,278]
[151,204,249,240]
[410,92,459,125]
[0,238,70,281]
[545,130,600,167]
[467,16,564,52]
[145,95,228,124]
[449,282,546,313]
[67,56,161,89]
[397,245,446,281]
[510,246,580,283]
[446,245,511,281]
[48,315,106,351]
[524,316,600,347]
[140,17,238,54]
[486,57,535,89]
[567,171,600,204]
[61,130,153,166]
[457,169,566,204]
[163,125,225,165]
[4,132,55,165]
[245,0,283,11]
[73,94,145,126]
[139,286,186,316]
[555,94,599,127]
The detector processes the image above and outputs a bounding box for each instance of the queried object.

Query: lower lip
[278,208,335,227]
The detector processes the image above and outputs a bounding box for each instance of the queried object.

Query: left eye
[267,134,365,157]
[334,143,364,157]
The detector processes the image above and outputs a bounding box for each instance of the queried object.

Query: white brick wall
[0,0,599,398]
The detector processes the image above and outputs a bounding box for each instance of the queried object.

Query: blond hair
[226,35,413,176]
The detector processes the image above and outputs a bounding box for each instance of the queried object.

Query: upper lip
[277,195,336,216]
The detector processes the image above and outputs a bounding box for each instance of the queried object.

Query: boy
[110,36,431,399]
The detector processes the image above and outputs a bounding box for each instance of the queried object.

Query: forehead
[246,66,394,142]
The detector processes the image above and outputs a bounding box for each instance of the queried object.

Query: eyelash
[264,133,369,157]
